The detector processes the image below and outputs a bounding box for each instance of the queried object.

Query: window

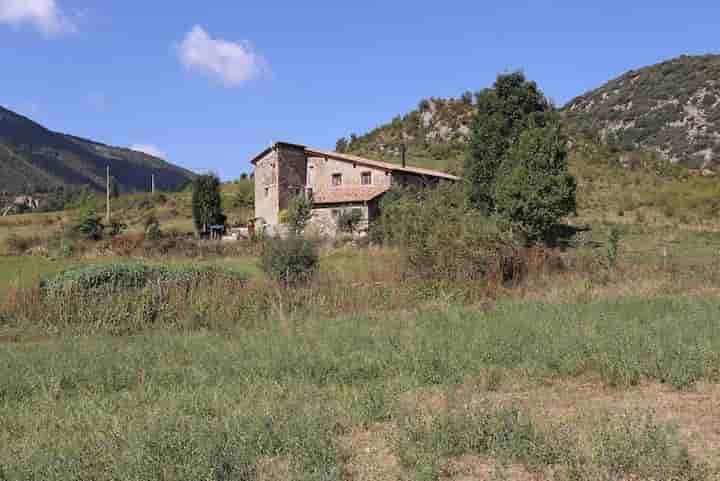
[331,209,340,218]
[264,187,269,197]
[361,172,372,185]
[332,173,342,186]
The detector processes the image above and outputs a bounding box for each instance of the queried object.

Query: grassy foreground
[2,294,719,480]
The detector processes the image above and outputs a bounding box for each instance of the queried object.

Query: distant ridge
[0,105,195,194]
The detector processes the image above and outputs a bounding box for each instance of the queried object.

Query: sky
[1,1,719,180]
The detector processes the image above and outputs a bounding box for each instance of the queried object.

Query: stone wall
[277,144,308,212]
[310,203,369,237]
[254,150,279,225]
[307,155,391,190]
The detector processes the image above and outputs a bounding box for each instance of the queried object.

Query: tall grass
[1,295,715,479]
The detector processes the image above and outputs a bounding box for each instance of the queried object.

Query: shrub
[107,220,128,237]
[142,213,162,241]
[260,235,319,285]
[71,204,104,240]
[606,225,623,269]
[336,208,362,234]
[375,184,516,280]
[46,232,75,259]
[40,263,247,297]
[286,194,313,235]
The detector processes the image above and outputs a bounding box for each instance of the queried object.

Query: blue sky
[1,1,719,180]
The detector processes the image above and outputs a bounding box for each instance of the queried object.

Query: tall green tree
[465,72,553,212]
[192,174,226,235]
[493,123,577,242]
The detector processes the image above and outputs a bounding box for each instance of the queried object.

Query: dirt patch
[440,454,537,481]
[340,423,405,481]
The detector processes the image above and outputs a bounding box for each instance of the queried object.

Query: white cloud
[0,0,76,36]
[130,144,166,159]
[178,25,268,87]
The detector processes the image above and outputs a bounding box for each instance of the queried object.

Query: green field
[2,163,720,480]
[2,295,718,480]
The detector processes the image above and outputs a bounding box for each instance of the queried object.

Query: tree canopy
[464,71,576,242]
[465,72,554,212]
[191,175,226,235]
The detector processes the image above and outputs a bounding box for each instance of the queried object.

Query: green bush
[336,208,362,234]
[260,235,319,285]
[41,263,247,297]
[286,194,313,235]
[71,204,104,240]
[375,184,516,280]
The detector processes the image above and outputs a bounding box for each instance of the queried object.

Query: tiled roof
[312,186,390,205]
[305,148,460,181]
[249,142,460,181]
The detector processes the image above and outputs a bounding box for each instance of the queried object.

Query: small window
[264,187,269,197]
[351,208,362,218]
[361,172,372,185]
[332,173,342,186]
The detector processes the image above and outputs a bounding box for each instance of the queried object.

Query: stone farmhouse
[250,142,459,236]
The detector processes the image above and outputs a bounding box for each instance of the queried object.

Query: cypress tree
[192,174,226,236]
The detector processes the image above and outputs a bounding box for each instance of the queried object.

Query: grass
[1,295,718,479]
[2,165,720,479]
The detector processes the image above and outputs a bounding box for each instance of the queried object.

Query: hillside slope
[342,54,720,173]
[338,95,475,174]
[0,105,195,194]
[564,54,720,169]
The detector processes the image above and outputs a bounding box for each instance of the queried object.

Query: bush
[374,184,516,280]
[41,263,247,297]
[286,194,313,235]
[260,235,319,285]
[71,204,104,240]
[336,208,362,234]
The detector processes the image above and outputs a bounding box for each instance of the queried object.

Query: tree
[335,137,349,153]
[192,175,226,236]
[286,194,313,235]
[464,71,553,213]
[71,203,105,240]
[493,124,577,242]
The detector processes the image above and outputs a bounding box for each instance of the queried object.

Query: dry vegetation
[1,169,720,480]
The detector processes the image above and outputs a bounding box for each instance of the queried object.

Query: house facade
[251,142,458,236]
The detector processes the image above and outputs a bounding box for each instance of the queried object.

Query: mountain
[338,95,475,174]
[564,54,720,169]
[0,105,195,195]
[342,54,720,172]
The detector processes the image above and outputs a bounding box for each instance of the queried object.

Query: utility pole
[106,165,111,223]
[151,174,155,194]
